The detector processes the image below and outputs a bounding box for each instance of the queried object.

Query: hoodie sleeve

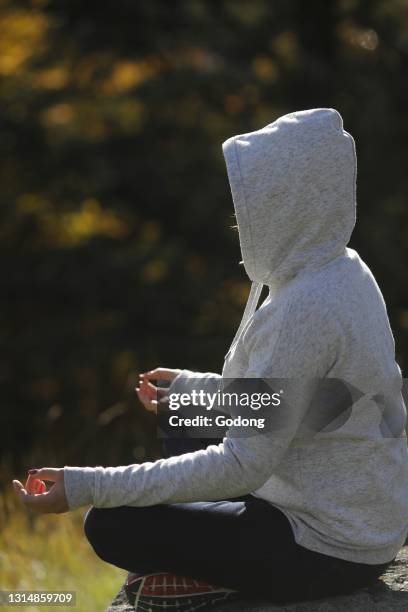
[172,370,221,385]
[63,299,340,511]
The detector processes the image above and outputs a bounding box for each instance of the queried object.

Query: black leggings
[83,438,394,605]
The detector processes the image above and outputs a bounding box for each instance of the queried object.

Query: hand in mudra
[12,468,69,514]
[136,367,181,413]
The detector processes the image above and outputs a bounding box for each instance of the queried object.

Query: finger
[136,386,148,400]
[141,393,158,411]
[13,480,27,501]
[144,368,178,381]
[143,379,161,397]
[140,377,156,400]
[29,468,62,482]
[137,384,156,405]
[145,399,158,413]
[141,376,166,394]
[149,385,167,400]
[136,387,153,408]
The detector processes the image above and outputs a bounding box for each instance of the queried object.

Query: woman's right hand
[136,367,181,413]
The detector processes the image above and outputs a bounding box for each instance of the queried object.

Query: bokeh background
[1,0,408,606]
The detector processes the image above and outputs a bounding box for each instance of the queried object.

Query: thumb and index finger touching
[13,467,61,493]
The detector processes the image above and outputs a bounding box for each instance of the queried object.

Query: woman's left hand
[12,468,69,514]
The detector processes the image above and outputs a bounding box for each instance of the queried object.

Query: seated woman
[13,108,408,610]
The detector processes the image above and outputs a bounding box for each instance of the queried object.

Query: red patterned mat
[125,571,238,611]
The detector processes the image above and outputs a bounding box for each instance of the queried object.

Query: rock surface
[106,546,408,611]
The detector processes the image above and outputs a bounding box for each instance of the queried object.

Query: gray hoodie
[64,108,408,564]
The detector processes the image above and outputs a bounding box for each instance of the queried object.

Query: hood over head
[222,108,357,290]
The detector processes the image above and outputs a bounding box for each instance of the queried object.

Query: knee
[83,506,112,558]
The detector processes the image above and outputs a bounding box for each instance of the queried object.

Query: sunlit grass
[0,488,125,612]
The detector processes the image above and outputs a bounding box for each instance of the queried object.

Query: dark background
[2,0,408,484]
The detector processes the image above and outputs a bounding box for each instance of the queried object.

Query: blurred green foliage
[2,0,408,479]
